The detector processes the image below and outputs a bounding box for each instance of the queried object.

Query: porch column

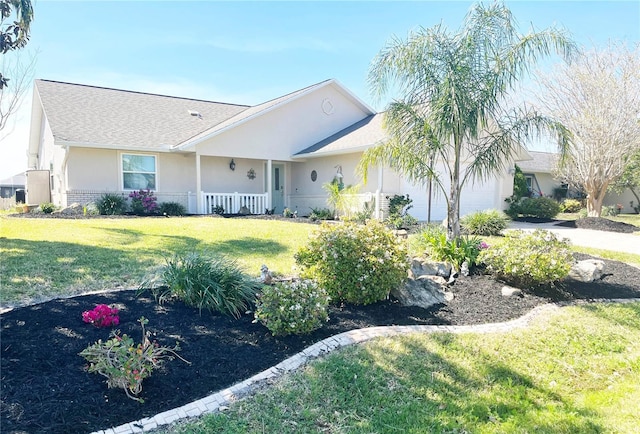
[376,165,384,220]
[266,159,273,210]
[196,152,202,214]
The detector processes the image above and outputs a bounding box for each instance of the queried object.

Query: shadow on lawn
[0,234,291,308]
[342,333,605,433]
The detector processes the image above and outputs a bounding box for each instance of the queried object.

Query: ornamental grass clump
[139,253,262,318]
[479,229,573,288]
[416,225,485,271]
[295,221,408,305]
[254,279,330,336]
[79,317,189,403]
[460,209,509,236]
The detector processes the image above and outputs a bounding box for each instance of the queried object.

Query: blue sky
[1,0,639,179]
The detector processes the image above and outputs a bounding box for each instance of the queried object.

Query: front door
[271,164,285,214]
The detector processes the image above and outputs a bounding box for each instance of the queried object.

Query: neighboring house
[516,151,564,198]
[517,151,637,213]
[27,78,525,221]
[0,172,25,199]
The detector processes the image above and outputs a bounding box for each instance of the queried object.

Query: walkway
[508,221,640,255]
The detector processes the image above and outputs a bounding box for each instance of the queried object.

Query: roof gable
[294,113,386,158]
[34,80,249,150]
[175,79,376,150]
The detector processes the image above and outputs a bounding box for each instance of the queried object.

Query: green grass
[159,302,640,434]
[0,216,314,307]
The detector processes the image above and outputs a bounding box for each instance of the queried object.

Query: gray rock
[501,286,522,297]
[55,203,83,215]
[408,257,452,279]
[567,259,606,283]
[391,275,453,309]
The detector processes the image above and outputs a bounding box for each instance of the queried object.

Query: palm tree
[358,1,576,240]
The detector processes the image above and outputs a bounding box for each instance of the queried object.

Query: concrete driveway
[507,221,640,256]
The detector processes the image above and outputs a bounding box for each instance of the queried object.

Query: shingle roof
[294,113,386,158]
[517,151,558,173]
[35,80,249,150]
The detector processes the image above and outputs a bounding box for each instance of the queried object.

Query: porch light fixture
[229,159,236,171]
[334,165,343,179]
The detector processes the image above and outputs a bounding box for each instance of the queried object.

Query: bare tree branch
[536,41,640,216]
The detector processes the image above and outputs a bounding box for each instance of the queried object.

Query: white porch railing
[201,192,268,215]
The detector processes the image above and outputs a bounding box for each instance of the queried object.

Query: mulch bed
[2,253,640,434]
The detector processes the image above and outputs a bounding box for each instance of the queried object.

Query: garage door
[401,170,500,223]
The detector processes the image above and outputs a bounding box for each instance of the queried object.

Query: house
[516,151,564,198]
[517,151,638,213]
[0,172,25,199]
[27,78,524,221]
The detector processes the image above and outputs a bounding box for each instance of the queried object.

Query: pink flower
[82,304,120,328]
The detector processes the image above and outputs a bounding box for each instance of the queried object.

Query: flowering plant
[254,279,329,336]
[82,304,120,328]
[128,189,158,215]
[79,317,189,403]
[295,221,408,305]
[479,229,573,288]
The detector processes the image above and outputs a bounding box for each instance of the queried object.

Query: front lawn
[161,302,640,434]
[0,216,314,307]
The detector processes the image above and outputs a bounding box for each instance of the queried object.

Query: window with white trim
[122,154,156,190]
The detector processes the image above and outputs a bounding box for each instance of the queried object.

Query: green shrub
[385,194,417,229]
[295,221,408,305]
[559,199,582,213]
[96,193,127,215]
[518,197,561,219]
[308,207,334,221]
[254,279,330,336]
[578,208,588,218]
[512,165,529,198]
[416,225,484,271]
[139,253,261,318]
[39,202,55,214]
[84,202,100,216]
[460,209,509,236]
[601,205,618,217]
[159,201,186,216]
[479,229,573,288]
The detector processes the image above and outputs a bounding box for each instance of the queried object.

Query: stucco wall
[195,84,369,161]
[200,156,265,193]
[288,153,382,215]
[67,148,119,191]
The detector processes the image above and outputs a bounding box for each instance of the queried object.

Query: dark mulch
[2,255,640,434]
[571,217,639,233]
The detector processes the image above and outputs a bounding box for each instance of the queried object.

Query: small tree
[609,150,640,213]
[1,0,34,88]
[537,42,640,217]
[358,1,575,240]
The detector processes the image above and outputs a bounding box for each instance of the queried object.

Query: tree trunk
[586,191,605,217]
[628,187,640,213]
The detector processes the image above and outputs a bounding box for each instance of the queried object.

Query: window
[122,154,156,190]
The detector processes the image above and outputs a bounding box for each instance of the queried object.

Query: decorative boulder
[238,206,251,215]
[55,203,83,215]
[501,286,522,297]
[567,259,605,283]
[391,275,453,309]
[408,257,452,279]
